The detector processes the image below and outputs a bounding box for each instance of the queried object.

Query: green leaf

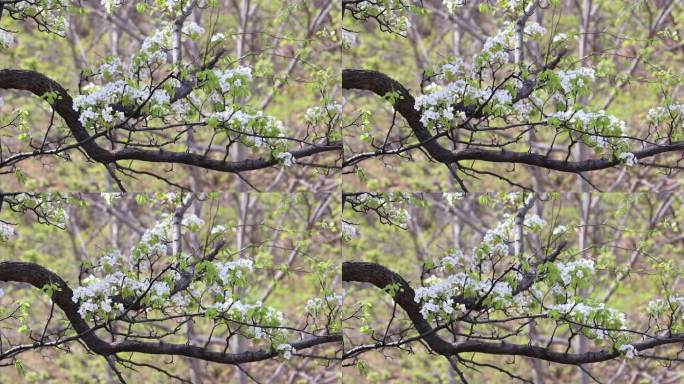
[15,360,26,376]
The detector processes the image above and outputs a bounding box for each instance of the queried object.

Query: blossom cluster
[209,298,284,326]
[2,0,68,41]
[443,0,465,15]
[340,29,358,48]
[473,23,519,70]
[6,193,68,228]
[554,258,595,286]
[304,103,343,126]
[198,256,294,346]
[0,222,16,242]
[101,0,122,14]
[181,22,205,39]
[351,0,412,34]
[414,23,547,130]
[72,272,138,319]
[208,107,287,150]
[135,215,173,258]
[548,109,637,165]
[549,109,626,140]
[306,293,344,317]
[647,295,684,321]
[212,258,254,286]
[73,80,154,128]
[181,213,204,229]
[647,103,684,127]
[548,300,627,340]
[137,25,174,65]
[214,66,253,95]
[554,67,596,94]
[41,16,301,167]
[618,343,638,359]
[0,30,15,49]
[414,271,512,320]
[276,343,296,360]
[354,193,412,227]
[443,192,465,207]
[340,221,358,241]
[477,211,545,258]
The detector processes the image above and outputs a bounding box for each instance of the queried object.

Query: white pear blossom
[97,58,124,78]
[276,152,296,167]
[556,258,594,285]
[341,222,358,240]
[647,298,666,316]
[306,298,324,316]
[444,192,464,207]
[618,344,637,359]
[101,0,122,14]
[0,222,16,242]
[210,33,226,43]
[556,68,596,93]
[415,272,513,319]
[550,109,627,142]
[276,343,296,359]
[549,300,626,331]
[647,104,684,126]
[181,22,204,38]
[340,29,357,48]
[141,26,173,55]
[443,0,464,15]
[151,282,170,297]
[214,66,253,93]
[72,272,132,318]
[99,250,122,269]
[552,225,568,236]
[326,102,343,114]
[305,106,323,125]
[524,214,545,229]
[552,33,568,43]
[618,152,637,167]
[441,249,464,270]
[210,225,226,235]
[171,294,187,307]
[181,214,205,229]
[214,259,254,285]
[209,107,286,147]
[524,22,546,37]
[0,30,15,49]
[439,58,464,80]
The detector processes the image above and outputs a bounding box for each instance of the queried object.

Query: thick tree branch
[342,260,684,365]
[0,69,341,172]
[0,261,342,364]
[341,68,684,173]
